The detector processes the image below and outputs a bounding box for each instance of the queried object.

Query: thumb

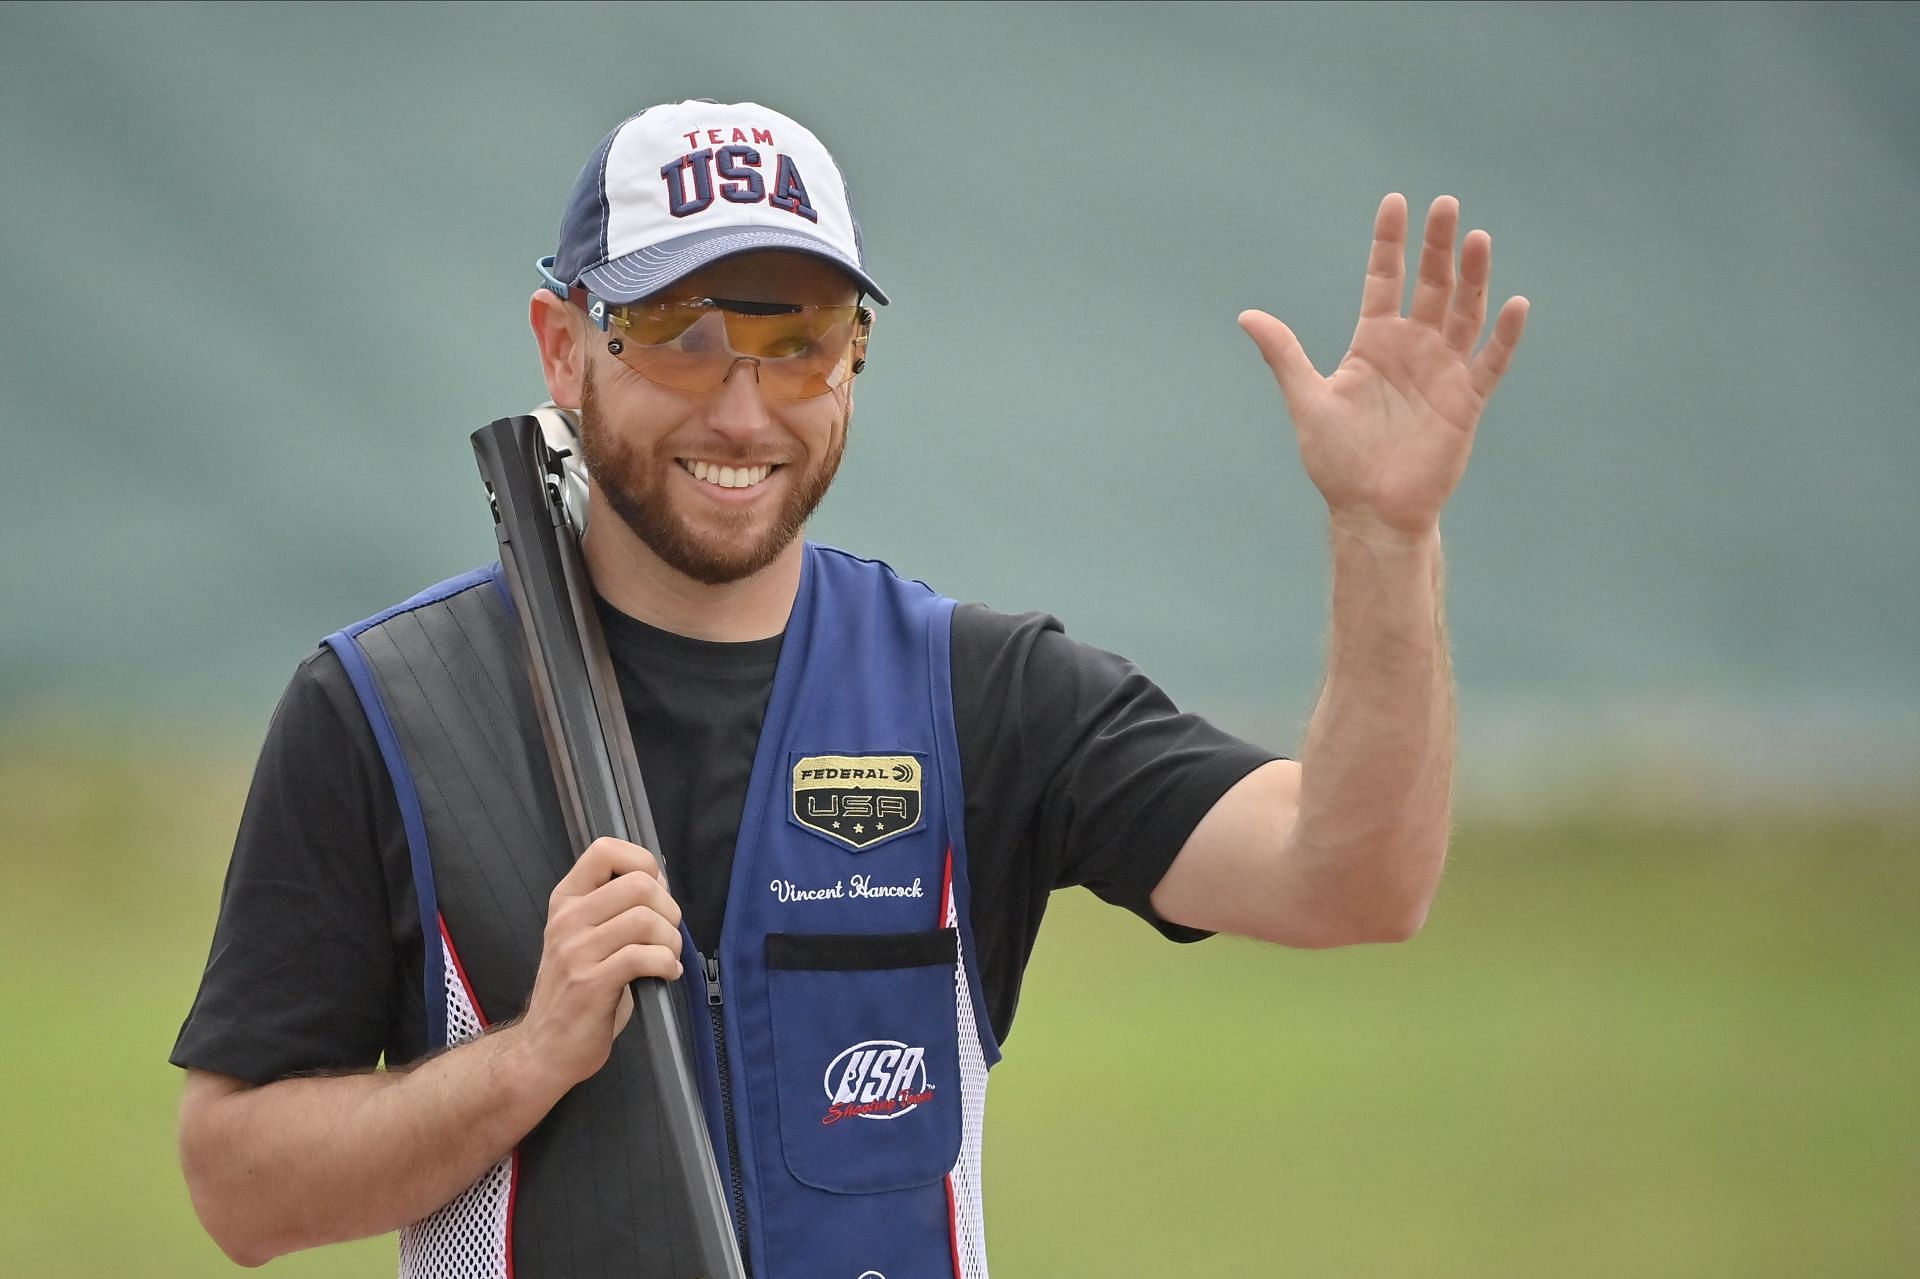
[613,986,635,1037]
[1237,310,1321,408]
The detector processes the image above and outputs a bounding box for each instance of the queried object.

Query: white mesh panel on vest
[398,932,515,1279]
[945,886,991,1278]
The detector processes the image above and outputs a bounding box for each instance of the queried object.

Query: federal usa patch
[790,753,924,851]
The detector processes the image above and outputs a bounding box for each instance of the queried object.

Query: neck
[579,496,803,642]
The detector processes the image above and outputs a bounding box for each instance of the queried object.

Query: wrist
[484,1020,574,1114]
[1326,509,1442,554]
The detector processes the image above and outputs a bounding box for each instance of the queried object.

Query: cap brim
[580,225,889,306]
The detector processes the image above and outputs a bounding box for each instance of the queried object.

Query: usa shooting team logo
[822,1039,935,1125]
[791,754,923,851]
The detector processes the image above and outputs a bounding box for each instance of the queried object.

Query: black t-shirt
[171,593,1278,1084]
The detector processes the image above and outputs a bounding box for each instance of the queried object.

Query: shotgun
[472,407,747,1279]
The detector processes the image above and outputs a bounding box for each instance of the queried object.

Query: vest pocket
[765,929,964,1194]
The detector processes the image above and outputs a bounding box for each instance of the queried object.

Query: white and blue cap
[541,100,888,310]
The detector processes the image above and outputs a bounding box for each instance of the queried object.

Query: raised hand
[1239,194,1528,538]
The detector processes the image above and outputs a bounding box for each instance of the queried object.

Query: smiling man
[565,251,865,614]
[170,100,1526,1279]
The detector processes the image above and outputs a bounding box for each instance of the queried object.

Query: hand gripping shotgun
[472,406,748,1279]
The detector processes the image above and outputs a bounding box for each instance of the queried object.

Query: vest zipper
[704,955,754,1277]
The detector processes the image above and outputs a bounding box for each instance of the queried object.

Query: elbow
[178,1078,283,1268]
[1261,823,1445,948]
[180,1131,277,1267]
[1276,902,1428,949]
[1349,874,1437,943]
[225,1243,277,1269]
[1305,835,1443,946]
[1269,871,1437,948]
[1335,876,1437,946]
[1355,900,1430,944]
[180,1162,271,1266]
[205,1212,278,1270]
[213,1238,276,1269]
[215,1239,276,1271]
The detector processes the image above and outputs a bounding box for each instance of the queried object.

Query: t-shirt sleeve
[169,647,419,1084]
[953,603,1282,1037]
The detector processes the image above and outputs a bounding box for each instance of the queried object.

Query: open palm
[1240,194,1528,536]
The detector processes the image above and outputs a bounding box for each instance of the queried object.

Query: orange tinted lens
[605,303,866,399]
[732,307,862,398]
[616,301,706,346]
[609,306,732,392]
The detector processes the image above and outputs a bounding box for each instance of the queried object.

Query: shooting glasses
[538,255,871,399]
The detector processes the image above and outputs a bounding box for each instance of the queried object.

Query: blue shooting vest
[324,544,1000,1279]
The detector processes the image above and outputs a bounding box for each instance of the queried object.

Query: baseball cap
[545,100,888,307]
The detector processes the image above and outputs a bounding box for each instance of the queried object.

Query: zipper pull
[704,955,723,1007]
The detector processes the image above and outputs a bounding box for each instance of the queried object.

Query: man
[172,100,1526,1277]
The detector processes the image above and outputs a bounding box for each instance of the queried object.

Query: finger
[569,903,685,967]
[553,837,661,900]
[600,903,687,954]
[1468,295,1530,401]
[1238,310,1323,408]
[1442,229,1491,354]
[1407,195,1460,329]
[1358,193,1409,319]
[573,868,684,930]
[597,942,685,988]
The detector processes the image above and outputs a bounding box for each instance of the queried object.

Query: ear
[530,289,589,410]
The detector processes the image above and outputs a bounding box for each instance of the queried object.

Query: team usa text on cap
[659,126,818,223]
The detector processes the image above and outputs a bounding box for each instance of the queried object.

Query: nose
[705,357,775,438]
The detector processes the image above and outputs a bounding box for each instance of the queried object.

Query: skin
[177,201,1527,1262]
[552,252,861,640]
[1154,194,1527,944]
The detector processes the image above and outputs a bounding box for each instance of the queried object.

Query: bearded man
[171,99,1527,1279]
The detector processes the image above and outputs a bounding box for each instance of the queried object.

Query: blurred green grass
[1,743,1914,1277]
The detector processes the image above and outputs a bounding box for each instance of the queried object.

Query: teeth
[683,460,772,489]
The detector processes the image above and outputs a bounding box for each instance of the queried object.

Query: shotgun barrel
[473,411,747,1279]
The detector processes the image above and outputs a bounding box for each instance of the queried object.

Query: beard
[576,365,849,586]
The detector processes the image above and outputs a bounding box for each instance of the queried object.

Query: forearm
[1167,191,1519,946]
[1287,514,1453,939]
[181,1023,564,1266]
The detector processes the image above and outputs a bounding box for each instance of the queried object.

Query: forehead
[660,250,860,305]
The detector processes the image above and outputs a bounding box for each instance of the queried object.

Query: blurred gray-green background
[3,3,1916,1276]
[6,0,1916,802]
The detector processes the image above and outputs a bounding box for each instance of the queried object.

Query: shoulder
[331,564,506,641]
[260,644,389,801]
[805,543,948,610]
[278,644,366,737]
[805,552,1140,697]
[951,600,1062,645]
[949,600,1138,698]
[281,565,506,767]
